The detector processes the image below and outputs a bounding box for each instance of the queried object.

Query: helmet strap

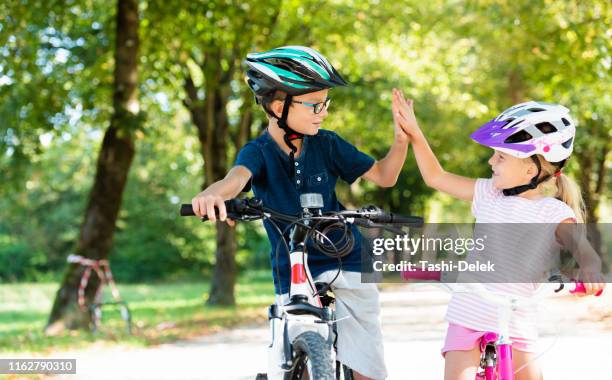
[502,157,566,196]
[263,95,303,178]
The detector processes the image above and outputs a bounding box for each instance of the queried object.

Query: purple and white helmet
[470,101,576,163]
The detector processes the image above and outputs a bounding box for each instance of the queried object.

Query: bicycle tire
[285,331,334,380]
[336,361,353,380]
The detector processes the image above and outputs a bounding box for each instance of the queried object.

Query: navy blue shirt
[234,129,375,294]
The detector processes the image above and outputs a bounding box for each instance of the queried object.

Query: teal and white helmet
[245,46,348,97]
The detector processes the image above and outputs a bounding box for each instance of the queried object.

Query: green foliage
[0,0,609,282]
[0,0,115,190]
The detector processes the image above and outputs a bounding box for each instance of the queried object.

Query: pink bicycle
[402,268,602,380]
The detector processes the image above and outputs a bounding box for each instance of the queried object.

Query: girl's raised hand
[392,88,421,138]
[391,90,410,144]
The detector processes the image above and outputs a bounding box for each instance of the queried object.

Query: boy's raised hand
[391,90,410,144]
[392,88,421,139]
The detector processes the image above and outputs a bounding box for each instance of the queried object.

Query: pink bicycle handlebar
[401,269,604,296]
[570,280,604,297]
[401,268,441,282]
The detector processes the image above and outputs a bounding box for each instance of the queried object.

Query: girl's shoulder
[535,196,576,223]
[474,178,502,199]
[471,178,503,219]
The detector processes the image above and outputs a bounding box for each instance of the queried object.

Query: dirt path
[34,284,612,379]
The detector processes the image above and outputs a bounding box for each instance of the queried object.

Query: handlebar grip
[180,199,248,219]
[570,280,603,296]
[371,213,424,225]
[180,204,196,216]
[388,214,424,225]
[401,268,442,282]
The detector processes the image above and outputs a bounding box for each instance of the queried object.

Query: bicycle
[67,254,132,334]
[401,268,603,380]
[181,193,422,380]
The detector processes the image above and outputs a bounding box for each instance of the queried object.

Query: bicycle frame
[401,268,601,380]
[475,304,515,380]
[268,194,337,379]
[470,280,593,380]
[450,283,545,380]
[180,194,422,380]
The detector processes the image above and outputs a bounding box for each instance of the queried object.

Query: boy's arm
[191,165,252,224]
[361,90,411,187]
[361,140,410,188]
[393,88,476,201]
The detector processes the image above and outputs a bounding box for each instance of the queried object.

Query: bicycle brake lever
[356,220,405,236]
[548,273,564,293]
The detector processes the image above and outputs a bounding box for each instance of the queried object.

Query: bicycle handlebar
[570,281,604,296]
[180,198,260,220]
[180,198,423,226]
[401,268,604,299]
[361,212,423,225]
[339,205,423,226]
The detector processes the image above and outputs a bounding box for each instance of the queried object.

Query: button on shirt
[234,129,375,294]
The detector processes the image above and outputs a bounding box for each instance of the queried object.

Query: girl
[391,89,606,380]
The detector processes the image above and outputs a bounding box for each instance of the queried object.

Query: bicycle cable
[266,212,353,299]
[512,290,562,375]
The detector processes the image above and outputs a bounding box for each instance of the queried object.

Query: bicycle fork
[266,221,333,379]
[478,305,515,380]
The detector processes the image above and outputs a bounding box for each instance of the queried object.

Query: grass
[0,271,275,355]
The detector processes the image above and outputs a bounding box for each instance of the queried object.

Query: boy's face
[271,89,330,136]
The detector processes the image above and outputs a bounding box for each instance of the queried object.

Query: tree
[445,0,610,267]
[143,0,293,305]
[46,0,141,332]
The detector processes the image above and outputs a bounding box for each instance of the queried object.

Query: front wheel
[285,331,334,380]
[336,362,353,380]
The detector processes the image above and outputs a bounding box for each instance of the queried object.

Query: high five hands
[392,88,421,140]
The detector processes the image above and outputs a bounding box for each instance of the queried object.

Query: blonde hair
[535,155,586,222]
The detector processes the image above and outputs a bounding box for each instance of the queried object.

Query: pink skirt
[441,323,537,357]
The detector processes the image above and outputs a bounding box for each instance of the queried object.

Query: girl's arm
[556,220,606,296]
[393,89,476,201]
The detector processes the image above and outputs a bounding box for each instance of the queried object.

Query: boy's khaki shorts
[277,270,387,380]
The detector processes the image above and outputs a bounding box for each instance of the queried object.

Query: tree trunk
[46,0,140,334]
[233,90,254,160]
[205,84,238,305]
[507,68,524,104]
[184,66,239,305]
[593,145,609,272]
[181,5,283,306]
[207,222,237,305]
[576,140,609,273]
[508,68,525,104]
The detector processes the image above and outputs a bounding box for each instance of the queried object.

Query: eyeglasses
[291,98,331,114]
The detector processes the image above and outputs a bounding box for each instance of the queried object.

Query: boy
[192,46,409,380]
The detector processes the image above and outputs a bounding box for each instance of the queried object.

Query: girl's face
[488,150,537,190]
[271,89,330,136]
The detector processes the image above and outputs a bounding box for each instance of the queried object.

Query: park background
[0,1,609,375]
